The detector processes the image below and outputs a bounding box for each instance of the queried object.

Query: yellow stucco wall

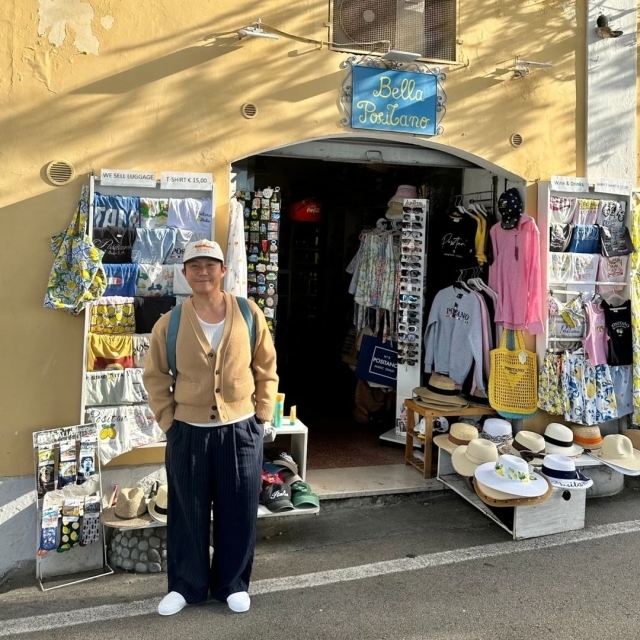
[0,0,584,477]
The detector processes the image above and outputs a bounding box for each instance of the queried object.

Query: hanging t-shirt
[583,300,609,366]
[103,264,139,297]
[611,365,633,417]
[602,299,632,366]
[92,227,136,263]
[597,255,629,298]
[86,334,134,371]
[549,252,571,283]
[431,214,478,289]
[139,198,169,228]
[549,196,577,224]
[569,253,599,293]
[167,198,213,236]
[93,194,140,228]
[90,296,136,334]
[133,297,176,333]
[131,228,177,264]
[136,264,174,297]
[85,368,147,406]
[132,333,152,368]
[172,264,192,295]
[597,200,626,230]
[165,229,198,264]
[567,225,600,253]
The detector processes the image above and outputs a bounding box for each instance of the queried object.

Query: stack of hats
[590,434,640,476]
[473,454,551,506]
[413,374,468,411]
[386,185,418,220]
[260,452,319,512]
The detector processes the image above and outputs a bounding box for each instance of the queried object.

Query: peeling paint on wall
[100,15,114,31]
[37,0,100,55]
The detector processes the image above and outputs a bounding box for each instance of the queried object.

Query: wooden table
[404,398,498,478]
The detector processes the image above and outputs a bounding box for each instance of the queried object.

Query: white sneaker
[227,591,250,613]
[158,591,187,616]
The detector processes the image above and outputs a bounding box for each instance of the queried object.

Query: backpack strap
[236,296,256,357]
[166,304,182,381]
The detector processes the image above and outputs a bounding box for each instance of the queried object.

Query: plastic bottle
[273,393,285,428]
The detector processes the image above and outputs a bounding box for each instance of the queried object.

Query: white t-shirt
[189,316,254,427]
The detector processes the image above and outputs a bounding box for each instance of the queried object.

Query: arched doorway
[230,135,524,477]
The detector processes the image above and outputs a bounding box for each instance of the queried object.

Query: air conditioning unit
[331,0,456,61]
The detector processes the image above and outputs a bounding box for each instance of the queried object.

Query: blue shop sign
[351,65,438,136]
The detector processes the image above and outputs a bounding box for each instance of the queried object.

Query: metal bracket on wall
[339,55,447,135]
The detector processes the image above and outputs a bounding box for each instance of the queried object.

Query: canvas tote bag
[489,330,538,419]
[44,185,107,315]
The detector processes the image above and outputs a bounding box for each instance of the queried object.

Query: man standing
[144,239,278,616]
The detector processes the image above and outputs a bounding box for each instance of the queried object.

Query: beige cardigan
[143,294,278,431]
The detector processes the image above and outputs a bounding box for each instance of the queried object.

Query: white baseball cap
[183,239,225,265]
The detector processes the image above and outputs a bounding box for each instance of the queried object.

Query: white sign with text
[100,169,156,188]
[550,176,590,193]
[160,172,213,190]
[594,178,632,197]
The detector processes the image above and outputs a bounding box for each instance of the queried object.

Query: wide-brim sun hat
[101,487,153,529]
[388,184,418,205]
[474,477,552,506]
[499,431,546,466]
[539,454,593,490]
[451,439,499,477]
[479,418,513,446]
[592,434,640,472]
[544,423,584,457]
[474,454,548,498]
[433,423,479,454]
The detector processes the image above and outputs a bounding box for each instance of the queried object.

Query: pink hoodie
[488,214,544,335]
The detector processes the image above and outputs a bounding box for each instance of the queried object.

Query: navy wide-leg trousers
[165,418,263,603]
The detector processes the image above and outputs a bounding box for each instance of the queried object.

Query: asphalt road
[3,488,640,639]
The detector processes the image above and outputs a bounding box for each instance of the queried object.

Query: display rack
[535,179,632,364]
[33,423,113,591]
[392,198,429,441]
[436,447,595,540]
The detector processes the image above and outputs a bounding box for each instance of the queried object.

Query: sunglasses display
[397,357,418,366]
[403,207,425,214]
[400,269,420,277]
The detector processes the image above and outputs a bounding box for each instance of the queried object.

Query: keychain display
[242,186,281,341]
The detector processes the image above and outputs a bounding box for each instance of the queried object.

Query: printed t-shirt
[131,228,177,264]
[172,264,192,295]
[132,334,152,368]
[92,227,136,263]
[87,334,134,371]
[602,300,632,366]
[103,264,139,297]
[549,196,577,223]
[139,198,169,228]
[430,214,478,289]
[597,255,628,298]
[167,198,213,236]
[136,264,174,297]
[597,200,626,230]
[165,230,208,264]
[133,297,176,333]
[93,194,140,228]
[573,199,599,225]
[569,254,599,293]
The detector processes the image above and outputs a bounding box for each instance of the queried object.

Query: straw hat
[148,484,168,524]
[451,439,499,477]
[433,423,479,454]
[540,454,593,490]
[592,434,640,473]
[479,418,513,446]
[499,431,546,466]
[474,476,552,507]
[413,375,468,409]
[474,454,548,498]
[463,389,491,408]
[622,429,640,450]
[101,487,153,529]
[570,425,603,450]
[544,423,583,457]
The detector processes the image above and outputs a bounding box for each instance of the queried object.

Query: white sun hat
[479,418,513,446]
[499,431,546,466]
[591,434,640,474]
[474,454,548,498]
[451,439,499,477]
[540,454,593,490]
[544,423,583,457]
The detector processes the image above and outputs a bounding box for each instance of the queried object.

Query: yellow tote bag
[488,330,538,419]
